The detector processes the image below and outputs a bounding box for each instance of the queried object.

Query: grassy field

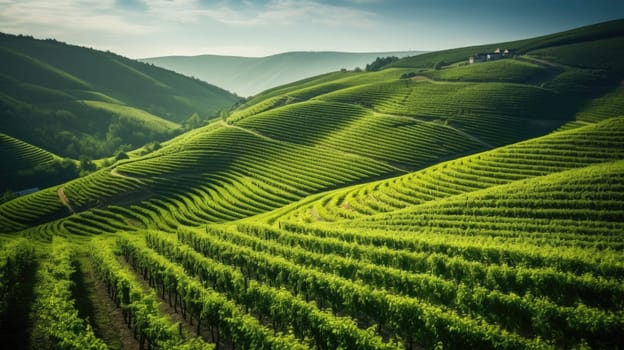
[1,20,623,350]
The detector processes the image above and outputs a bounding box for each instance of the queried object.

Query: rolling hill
[141,51,423,97]
[1,19,623,350]
[0,33,242,193]
[0,33,242,160]
[0,133,77,198]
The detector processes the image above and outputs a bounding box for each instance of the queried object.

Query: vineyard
[1,20,624,349]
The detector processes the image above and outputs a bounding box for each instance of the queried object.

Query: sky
[0,0,623,58]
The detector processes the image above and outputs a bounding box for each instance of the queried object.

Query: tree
[1,190,15,204]
[115,151,129,161]
[365,56,399,72]
[184,113,202,130]
[79,156,96,175]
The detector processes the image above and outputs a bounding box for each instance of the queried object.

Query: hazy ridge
[142,50,424,96]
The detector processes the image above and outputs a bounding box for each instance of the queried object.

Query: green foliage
[115,151,129,161]
[183,113,203,130]
[280,117,624,224]
[31,239,108,349]
[145,230,398,350]
[427,59,548,83]
[114,234,303,350]
[529,36,624,74]
[79,156,96,176]
[0,239,35,316]
[365,56,399,72]
[88,237,214,350]
[575,84,624,122]
[0,132,82,192]
[389,18,624,69]
[179,227,550,349]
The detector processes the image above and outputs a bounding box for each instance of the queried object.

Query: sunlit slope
[0,120,397,235]
[229,67,564,171]
[269,117,624,223]
[226,22,624,161]
[235,99,485,168]
[347,160,624,237]
[389,19,624,70]
[223,160,624,349]
[0,33,241,160]
[220,118,624,349]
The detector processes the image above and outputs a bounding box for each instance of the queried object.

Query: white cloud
[0,0,154,35]
[0,0,382,57]
[141,0,377,27]
[0,0,377,35]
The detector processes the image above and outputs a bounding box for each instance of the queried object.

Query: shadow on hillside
[0,261,37,349]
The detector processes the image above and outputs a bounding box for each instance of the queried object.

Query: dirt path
[110,168,145,184]
[75,255,139,350]
[446,124,494,148]
[517,55,569,69]
[220,120,275,142]
[117,256,230,349]
[309,207,324,222]
[373,111,494,148]
[57,186,75,214]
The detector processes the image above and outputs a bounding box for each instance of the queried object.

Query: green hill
[0,20,623,350]
[142,50,423,97]
[2,19,623,234]
[269,117,624,223]
[0,133,78,196]
[0,33,242,161]
[388,19,624,70]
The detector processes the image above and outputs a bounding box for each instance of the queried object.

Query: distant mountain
[141,51,424,97]
[0,33,242,161]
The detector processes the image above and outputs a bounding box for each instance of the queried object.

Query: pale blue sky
[0,0,622,58]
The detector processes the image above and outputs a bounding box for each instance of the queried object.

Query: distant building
[469,54,487,64]
[469,48,514,64]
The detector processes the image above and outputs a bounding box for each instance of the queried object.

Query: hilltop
[141,50,423,97]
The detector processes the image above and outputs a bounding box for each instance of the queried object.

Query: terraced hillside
[228,21,623,150]
[272,117,624,223]
[0,133,77,194]
[1,20,623,350]
[0,122,397,236]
